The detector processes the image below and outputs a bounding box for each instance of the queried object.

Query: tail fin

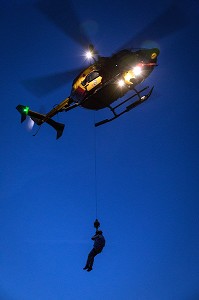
[16,104,29,123]
[46,118,65,139]
[16,104,65,139]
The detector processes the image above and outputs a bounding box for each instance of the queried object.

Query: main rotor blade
[35,0,91,48]
[120,2,189,49]
[22,68,82,97]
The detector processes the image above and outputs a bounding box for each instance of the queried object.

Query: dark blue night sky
[1,0,199,299]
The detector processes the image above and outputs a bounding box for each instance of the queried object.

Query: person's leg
[87,249,99,271]
[84,248,96,270]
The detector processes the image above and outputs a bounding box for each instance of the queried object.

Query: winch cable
[93,112,98,219]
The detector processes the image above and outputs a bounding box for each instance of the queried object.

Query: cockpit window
[81,71,99,86]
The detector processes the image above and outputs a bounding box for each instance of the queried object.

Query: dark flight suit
[84,231,105,272]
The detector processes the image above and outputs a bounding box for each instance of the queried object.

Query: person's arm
[91,233,99,240]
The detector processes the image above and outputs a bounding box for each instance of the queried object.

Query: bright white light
[85,50,93,60]
[133,66,142,76]
[118,79,125,87]
[26,117,34,131]
[124,73,132,82]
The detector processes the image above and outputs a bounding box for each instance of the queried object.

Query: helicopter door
[82,71,102,92]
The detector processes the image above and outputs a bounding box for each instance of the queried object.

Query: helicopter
[17,46,159,139]
[16,0,187,139]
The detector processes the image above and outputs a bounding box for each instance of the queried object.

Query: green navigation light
[23,106,29,115]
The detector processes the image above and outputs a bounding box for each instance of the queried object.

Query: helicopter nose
[153,48,160,55]
[150,48,160,60]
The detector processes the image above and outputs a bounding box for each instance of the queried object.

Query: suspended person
[83,230,105,272]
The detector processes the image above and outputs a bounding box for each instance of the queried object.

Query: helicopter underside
[80,81,128,110]
[94,85,154,127]
[77,74,155,127]
[80,66,153,110]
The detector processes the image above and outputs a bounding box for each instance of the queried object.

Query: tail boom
[16,104,65,139]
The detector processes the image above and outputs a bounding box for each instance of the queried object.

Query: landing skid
[95,86,154,127]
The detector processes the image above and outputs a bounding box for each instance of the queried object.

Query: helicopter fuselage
[70,48,159,110]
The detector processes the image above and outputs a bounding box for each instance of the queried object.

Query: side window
[87,71,99,82]
[82,71,99,86]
